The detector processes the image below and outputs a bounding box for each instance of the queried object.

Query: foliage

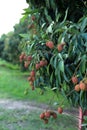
[0,34,6,57]
[26,0,87,22]
[0,18,29,64]
[20,0,87,110]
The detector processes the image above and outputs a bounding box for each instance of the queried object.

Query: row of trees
[0,18,29,64]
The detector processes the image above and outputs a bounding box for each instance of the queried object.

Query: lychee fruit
[79,81,86,91]
[45,111,51,118]
[71,76,78,84]
[30,70,35,77]
[57,42,66,52]
[57,107,63,114]
[35,63,40,70]
[74,84,80,92]
[46,41,54,49]
[40,112,45,119]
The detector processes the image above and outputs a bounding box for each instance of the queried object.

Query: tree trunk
[79,107,83,130]
[79,107,87,130]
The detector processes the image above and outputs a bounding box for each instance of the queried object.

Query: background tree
[0,17,29,64]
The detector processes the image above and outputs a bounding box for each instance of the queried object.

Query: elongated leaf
[50,0,56,10]
[80,55,87,73]
[58,60,64,73]
[46,22,54,34]
[44,8,52,23]
[22,8,41,15]
[80,17,87,32]
[50,72,54,83]
[19,34,29,38]
[53,56,58,68]
[60,8,69,24]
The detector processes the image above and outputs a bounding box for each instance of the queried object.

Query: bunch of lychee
[40,107,63,124]
[35,59,48,70]
[75,80,87,92]
[46,41,66,52]
[27,70,36,90]
[71,76,87,92]
[19,53,32,68]
[19,52,26,62]
[40,110,57,124]
[24,55,32,68]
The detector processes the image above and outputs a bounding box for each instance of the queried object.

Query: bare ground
[0,99,78,116]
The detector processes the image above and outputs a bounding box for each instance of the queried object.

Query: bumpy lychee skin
[27,56,32,61]
[79,81,86,91]
[19,52,26,62]
[52,113,57,119]
[57,44,63,52]
[46,41,54,49]
[40,113,45,119]
[27,76,32,81]
[40,60,48,67]
[71,76,78,84]
[75,84,80,92]
[57,107,63,114]
[39,60,45,67]
[30,70,35,77]
[45,111,51,118]
[35,63,40,70]
[24,61,30,68]
[57,43,66,52]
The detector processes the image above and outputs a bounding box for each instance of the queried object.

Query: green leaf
[44,8,52,23]
[46,0,50,8]
[19,34,29,39]
[53,56,58,68]
[58,60,64,73]
[62,81,67,91]
[61,8,69,24]
[63,72,69,82]
[50,0,56,10]
[80,33,87,40]
[47,64,50,75]
[80,17,87,32]
[46,22,54,34]
[83,116,87,121]
[80,55,87,74]
[68,42,73,56]
[22,8,40,15]
[50,72,54,83]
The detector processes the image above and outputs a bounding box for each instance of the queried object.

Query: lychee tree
[20,0,87,129]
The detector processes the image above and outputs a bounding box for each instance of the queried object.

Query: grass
[0,59,69,108]
[0,108,77,130]
[0,58,19,70]
[0,59,78,130]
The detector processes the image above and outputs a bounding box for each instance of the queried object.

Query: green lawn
[0,108,77,130]
[0,59,69,108]
[0,59,78,130]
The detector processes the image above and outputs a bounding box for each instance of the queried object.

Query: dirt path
[0,99,78,116]
[0,99,46,111]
